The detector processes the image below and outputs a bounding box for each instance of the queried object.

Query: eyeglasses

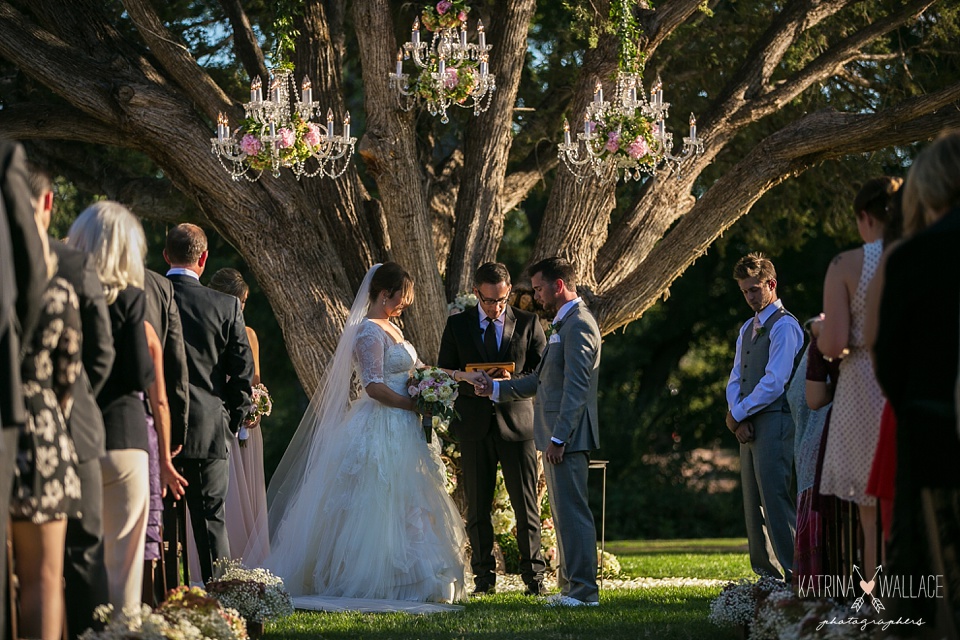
[475,290,511,305]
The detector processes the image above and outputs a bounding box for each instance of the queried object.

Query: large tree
[1,0,958,393]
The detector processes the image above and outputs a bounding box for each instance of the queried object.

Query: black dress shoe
[524,582,544,596]
[471,584,496,597]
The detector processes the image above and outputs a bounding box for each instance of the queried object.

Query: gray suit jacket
[499,302,601,453]
[144,270,190,448]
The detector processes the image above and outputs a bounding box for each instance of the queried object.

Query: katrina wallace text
[798,575,943,599]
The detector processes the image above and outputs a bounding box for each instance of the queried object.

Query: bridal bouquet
[408,366,460,428]
[241,383,273,447]
[447,291,478,315]
[205,558,294,624]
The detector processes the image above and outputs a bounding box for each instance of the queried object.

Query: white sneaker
[546,594,599,607]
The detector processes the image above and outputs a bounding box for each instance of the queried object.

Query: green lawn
[263,539,750,640]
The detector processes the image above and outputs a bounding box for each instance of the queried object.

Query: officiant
[437,262,547,596]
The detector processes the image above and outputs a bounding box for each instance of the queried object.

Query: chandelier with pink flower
[211,69,355,181]
[558,0,702,183]
[388,0,495,123]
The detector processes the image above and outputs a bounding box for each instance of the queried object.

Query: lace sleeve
[354,322,386,386]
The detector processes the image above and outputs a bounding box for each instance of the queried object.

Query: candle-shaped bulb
[460,27,467,49]
[412,18,421,45]
[689,113,697,141]
[478,20,486,48]
[479,53,488,77]
[217,112,227,141]
[563,119,571,146]
[438,54,446,76]
[251,76,262,102]
[301,76,312,105]
[326,108,334,139]
[343,112,351,139]
[583,111,590,137]
[396,50,404,76]
[270,76,281,102]
[594,79,603,103]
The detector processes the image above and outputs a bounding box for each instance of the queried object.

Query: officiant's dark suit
[165,224,253,583]
[437,263,547,595]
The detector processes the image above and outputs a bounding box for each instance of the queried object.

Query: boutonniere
[755,326,767,338]
[545,323,559,339]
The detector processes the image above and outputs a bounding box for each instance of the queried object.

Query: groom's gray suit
[498,301,601,603]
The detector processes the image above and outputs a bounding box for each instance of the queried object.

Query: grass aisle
[266,539,755,639]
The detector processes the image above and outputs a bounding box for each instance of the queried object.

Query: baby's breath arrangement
[709,576,791,628]
[80,589,247,640]
[205,558,294,623]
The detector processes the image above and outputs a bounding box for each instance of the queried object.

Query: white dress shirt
[725,299,804,423]
[478,306,505,350]
[166,267,200,280]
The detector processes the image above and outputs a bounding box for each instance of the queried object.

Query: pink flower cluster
[277,127,296,149]
[627,136,649,159]
[304,122,322,147]
[605,131,620,153]
[240,133,262,156]
[443,67,459,89]
[436,0,453,14]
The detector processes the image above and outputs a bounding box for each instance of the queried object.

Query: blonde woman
[67,201,155,613]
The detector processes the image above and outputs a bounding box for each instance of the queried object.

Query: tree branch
[729,0,937,129]
[643,0,704,57]
[443,0,539,297]
[120,0,234,122]
[502,140,557,213]
[0,104,124,145]
[594,85,960,333]
[216,0,269,84]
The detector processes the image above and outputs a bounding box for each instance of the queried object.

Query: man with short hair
[28,162,116,637]
[726,252,803,582]
[438,262,547,596]
[482,257,602,607]
[165,223,254,583]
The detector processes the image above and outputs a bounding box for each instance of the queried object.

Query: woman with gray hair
[67,201,156,613]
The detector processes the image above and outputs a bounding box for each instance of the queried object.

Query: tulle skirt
[265,397,467,603]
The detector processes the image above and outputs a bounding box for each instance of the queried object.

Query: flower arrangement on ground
[588,111,659,169]
[447,291,478,315]
[205,558,294,624]
[408,366,460,428]
[709,576,791,628]
[80,587,247,640]
[421,0,470,31]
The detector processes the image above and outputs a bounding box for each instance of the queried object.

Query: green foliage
[495,532,521,574]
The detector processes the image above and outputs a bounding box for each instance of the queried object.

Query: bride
[263,263,484,610]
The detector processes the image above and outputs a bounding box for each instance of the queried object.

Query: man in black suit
[1,140,46,637]
[164,223,254,583]
[437,262,547,596]
[143,269,191,590]
[28,163,115,638]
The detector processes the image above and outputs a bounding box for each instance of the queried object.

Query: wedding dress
[262,265,467,613]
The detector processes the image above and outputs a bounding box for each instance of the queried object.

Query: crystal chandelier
[558,1,703,182]
[211,69,356,181]
[388,1,495,123]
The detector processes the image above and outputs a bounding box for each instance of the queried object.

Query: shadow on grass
[265,589,742,640]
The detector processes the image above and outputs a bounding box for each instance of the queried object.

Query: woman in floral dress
[10,239,83,640]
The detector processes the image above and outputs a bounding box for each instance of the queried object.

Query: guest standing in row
[164,224,254,583]
[209,267,270,566]
[818,176,899,582]
[68,202,155,612]
[0,139,46,636]
[10,178,82,640]
[28,164,115,637]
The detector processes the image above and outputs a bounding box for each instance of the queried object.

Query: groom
[165,223,254,582]
[480,257,601,607]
